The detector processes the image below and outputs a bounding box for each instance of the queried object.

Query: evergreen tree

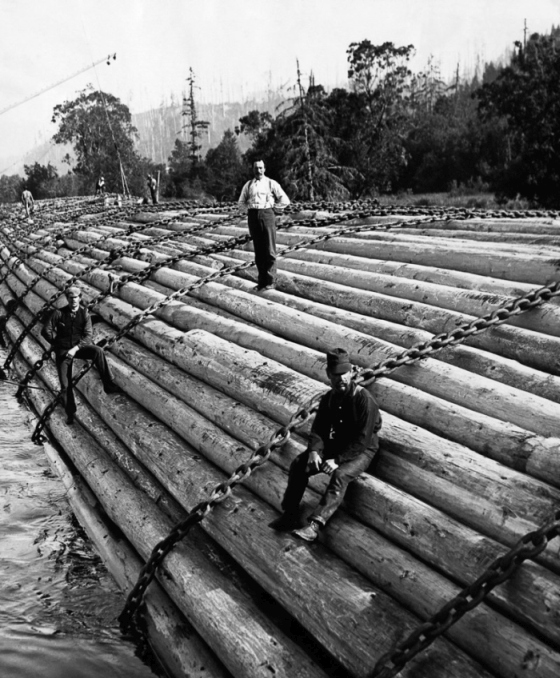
[205,130,245,201]
[476,31,560,206]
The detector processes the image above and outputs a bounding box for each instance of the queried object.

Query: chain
[371,509,560,678]
[28,211,427,444]
[0,211,241,373]
[116,217,560,628]
[5,197,560,640]
[118,392,322,631]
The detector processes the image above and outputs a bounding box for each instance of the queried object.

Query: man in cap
[41,285,121,424]
[271,348,382,542]
[238,160,290,291]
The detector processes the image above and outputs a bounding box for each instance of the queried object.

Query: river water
[0,373,160,678]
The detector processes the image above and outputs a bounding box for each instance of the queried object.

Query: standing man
[147,174,158,204]
[21,189,34,217]
[238,160,290,291]
[41,285,121,425]
[271,348,382,542]
[95,175,105,195]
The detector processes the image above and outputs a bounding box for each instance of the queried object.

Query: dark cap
[326,348,352,374]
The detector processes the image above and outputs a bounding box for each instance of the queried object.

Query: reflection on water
[0,381,158,678]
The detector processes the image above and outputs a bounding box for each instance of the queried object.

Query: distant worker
[238,160,290,291]
[21,189,34,217]
[271,348,382,542]
[95,175,105,195]
[41,285,122,425]
[147,174,158,204]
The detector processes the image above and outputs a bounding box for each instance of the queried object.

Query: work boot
[269,511,299,532]
[293,520,321,542]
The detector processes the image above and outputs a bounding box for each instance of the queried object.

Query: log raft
[2,198,560,678]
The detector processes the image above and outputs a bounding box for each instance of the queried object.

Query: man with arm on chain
[41,285,121,424]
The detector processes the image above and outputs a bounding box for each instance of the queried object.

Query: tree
[205,130,245,201]
[342,40,416,195]
[235,110,273,140]
[180,68,210,180]
[23,162,59,199]
[276,68,352,200]
[0,174,23,203]
[476,31,560,206]
[52,85,142,194]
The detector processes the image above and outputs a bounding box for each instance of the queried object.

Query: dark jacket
[307,382,382,463]
[41,305,93,352]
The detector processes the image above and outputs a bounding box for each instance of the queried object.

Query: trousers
[281,449,375,525]
[55,345,113,415]
[247,208,277,287]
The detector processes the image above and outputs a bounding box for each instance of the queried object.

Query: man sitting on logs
[271,348,382,542]
[41,285,121,425]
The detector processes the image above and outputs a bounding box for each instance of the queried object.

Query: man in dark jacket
[271,348,382,542]
[41,285,121,424]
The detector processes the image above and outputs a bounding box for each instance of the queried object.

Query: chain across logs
[28,209,434,442]
[4,199,560,665]
[371,509,560,678]
[0,210,243,376]
[118,274,560,632]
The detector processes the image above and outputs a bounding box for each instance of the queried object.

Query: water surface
[0,378,159,678]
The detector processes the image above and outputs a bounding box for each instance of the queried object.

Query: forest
[1,27,559,208]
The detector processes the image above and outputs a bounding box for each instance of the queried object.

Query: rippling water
[0,379,159,678]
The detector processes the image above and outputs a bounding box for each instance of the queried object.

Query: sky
[1,0,559,169]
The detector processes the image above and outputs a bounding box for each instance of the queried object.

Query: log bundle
[2,198,560,678]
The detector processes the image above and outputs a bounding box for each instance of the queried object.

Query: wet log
[27,402,229,678]
[5,359,330,678]
[88,357,560,677]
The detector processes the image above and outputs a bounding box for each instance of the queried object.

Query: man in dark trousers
[271,348,382,542]
[238,160,290,291]
[95,175,105,195]
[41,285,121,424]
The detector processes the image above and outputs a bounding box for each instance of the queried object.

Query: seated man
[272,348,382,542]
[41,285,121,424]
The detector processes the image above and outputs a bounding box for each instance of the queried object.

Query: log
[24,395,229,678]
[6,355,330,678]
[23,248,560,442]
[6,266,560,578]
[56,235,560,404]
[209,222,560,283]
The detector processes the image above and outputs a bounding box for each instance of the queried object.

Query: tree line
[2,28,559,208]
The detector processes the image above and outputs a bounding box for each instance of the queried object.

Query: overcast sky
[1,0,559,167]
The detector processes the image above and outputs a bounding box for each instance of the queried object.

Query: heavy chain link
[371,510,560,678]
[0,211,241,372]
[4,198,560,647]
[28,208,418,443]
[118,398,320,631]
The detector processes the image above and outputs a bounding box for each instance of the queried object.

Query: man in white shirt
[238,160,290,291]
